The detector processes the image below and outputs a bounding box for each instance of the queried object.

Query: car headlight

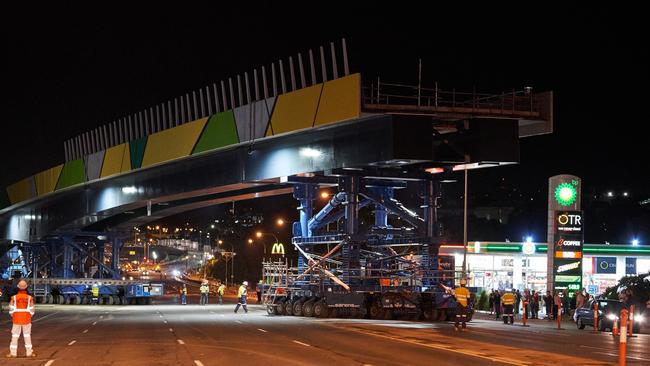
[635,315,644,324]
[607,314,618,320]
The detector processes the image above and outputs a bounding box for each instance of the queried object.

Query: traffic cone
[612,316,619,336]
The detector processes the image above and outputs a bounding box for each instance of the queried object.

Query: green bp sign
[554,182,578,206]
[547,175,582,296]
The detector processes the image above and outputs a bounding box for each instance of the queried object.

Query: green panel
[130,137,148,169]
[56,159,86,190]
[192,111,239,154]
[0,188,10,210]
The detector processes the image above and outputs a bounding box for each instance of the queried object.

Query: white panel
[85,150,106,181]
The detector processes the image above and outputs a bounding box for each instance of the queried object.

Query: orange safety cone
[619,308,628,366]
[522,301,528,327]
[557,306,562,329]
[612,314,619,336]
[593,302,599,333]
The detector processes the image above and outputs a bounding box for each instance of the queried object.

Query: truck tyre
[119,296,127,305]
[314,300,328,318]
[46,294,54,304]
[57,295,65,305]
[72,295,81,305]
[293,299,305,316]
[437,309,447,322]
[577,317,585,329]
[302,300,316,317]
[105,296,114,305]
[284,300,294,316]
[81,296,89,305]
[369,302,384,319]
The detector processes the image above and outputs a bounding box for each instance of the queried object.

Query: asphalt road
[1,300,648,366]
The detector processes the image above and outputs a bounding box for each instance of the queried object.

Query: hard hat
[202,279,208,284]
[243,281,248,286]
[459,278,467,286]
[17,280,28,290]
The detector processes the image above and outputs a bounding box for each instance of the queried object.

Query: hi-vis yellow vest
[454,287,470,307]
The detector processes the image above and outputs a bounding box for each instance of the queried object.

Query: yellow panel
[101,143,131,178]
[34,165,63,196]
[315,73,361,126]
[7,177,34,204]
[268,84,323,135]
[141,118,208,168]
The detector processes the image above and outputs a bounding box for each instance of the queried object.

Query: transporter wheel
[267,305,275,315]
[46,294,54,304]
[81,296,89,305]
[112,296,120,305]
[293,300,305,316]
[302,300,316,317]
[466,312,473,322]
[119,296,127,305]
[64,296,72,305]
[577,317,585,329]
[56,295,66,305]
[104,296,113,305]
[284,300,294,316]
[369,302,384,319]
[383,309,394,320]
[72,295,81,305]
[314,301,329,318]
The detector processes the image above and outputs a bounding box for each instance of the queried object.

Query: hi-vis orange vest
[9,290,35,325]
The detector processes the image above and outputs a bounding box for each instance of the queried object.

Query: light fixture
[632,239,639,246]
[299,147,322,158]
[277,218,285,226]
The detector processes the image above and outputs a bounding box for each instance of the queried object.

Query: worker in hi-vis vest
[234,281,248,314]
[452,278,471,331]
[501,289,516,325]
[7,280,36,358]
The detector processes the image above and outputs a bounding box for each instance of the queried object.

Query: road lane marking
[164,320,168,323]
[83,329,88,333]
[68,340,76,346]
[292,340,311,347]
[235,320,243,324]
[92,322,97,326]
[33,312,60,323]
[177,339,185,345]
[337,326,530,365]
[194,361,205,366]
[257,328,268,333]
[44,360,55,366]
[169,328,174,332]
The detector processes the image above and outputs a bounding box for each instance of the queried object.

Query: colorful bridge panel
[314,73,361,126]
[85,150,105,181]
[56,159,85,190]
[267,84,323,136]
[233,98,275,142]
[141,117,207,168]
[100,144,131,178]
[193,112,239,154]
[35,164,64,197]
[130,137,148,169]
[6,177,36,205]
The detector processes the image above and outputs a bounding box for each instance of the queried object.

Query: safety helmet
[243,281,248,286]
[17,280,28,290]
[202,279,208,284]
[459,278,467,286]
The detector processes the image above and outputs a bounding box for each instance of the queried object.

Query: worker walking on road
[199,280,209,306]
[7,280,35,358]
[501,289,516,325]
[217,282,225,305]
[234,281,248,314]
[180,284,187,305]
[452,278,470,331]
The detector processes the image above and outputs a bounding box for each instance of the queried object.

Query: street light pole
[462,154,469,278]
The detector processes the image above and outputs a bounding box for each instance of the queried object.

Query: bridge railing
[362,80,540,116]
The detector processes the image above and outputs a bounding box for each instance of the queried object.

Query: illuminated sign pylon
[271,242,285,255]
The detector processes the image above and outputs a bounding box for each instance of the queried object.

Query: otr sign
[557,213,581,226]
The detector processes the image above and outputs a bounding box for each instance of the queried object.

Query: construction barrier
[593,302,599,333]
[557,307,562,329]
[619,308,628,366]
[628,305,634,337]
[522,301,528,326]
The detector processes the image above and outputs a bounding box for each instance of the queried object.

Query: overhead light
[300,148,322,158]
[122,186,137,194]
[426,167,445,174]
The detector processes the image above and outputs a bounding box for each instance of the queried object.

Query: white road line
[257,328,268,333]
[292,340,311,347]
[159,315,163,318]
[92,322,97,326]
[177,339,185,345]
[68,340,76,346]
[169,328,174,332]
[33,312,60,323]
[83,329,88,333]
[194,361,205,366]
[44,360,55,366]
[164,320,168,323]
[235,320,243,324]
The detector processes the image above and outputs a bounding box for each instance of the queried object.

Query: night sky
[2,4,648,243]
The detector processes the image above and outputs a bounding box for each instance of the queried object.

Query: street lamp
[277,218,284,226]
[632,239,639,246]
[255,231,280,256]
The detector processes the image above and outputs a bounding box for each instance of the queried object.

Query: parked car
[575,299,643,333]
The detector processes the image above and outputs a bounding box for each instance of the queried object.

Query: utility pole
[462,153,469,278]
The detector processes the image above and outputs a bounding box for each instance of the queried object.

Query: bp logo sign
[554,182,577,206]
